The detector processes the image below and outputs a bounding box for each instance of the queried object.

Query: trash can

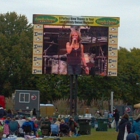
[96,119,108,131]
[78,118,91,135]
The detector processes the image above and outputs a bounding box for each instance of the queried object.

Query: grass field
[48,128,118,140]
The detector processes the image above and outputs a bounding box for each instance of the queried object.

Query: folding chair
[50,124,59,136]
[9,121,19,136]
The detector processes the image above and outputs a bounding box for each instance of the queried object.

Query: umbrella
[134,103,140,108]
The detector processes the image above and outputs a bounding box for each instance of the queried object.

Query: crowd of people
[0,108,79,138]
[94,108,140,140]
[2,105,140,140]
[117,112,140,140]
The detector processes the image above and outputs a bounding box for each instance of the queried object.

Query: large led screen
[32,15,120,76]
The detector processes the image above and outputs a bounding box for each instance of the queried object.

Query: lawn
[47,128,118,140]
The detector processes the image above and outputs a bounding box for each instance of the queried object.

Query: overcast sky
[1,0,140,50]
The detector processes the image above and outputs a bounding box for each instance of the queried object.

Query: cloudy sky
[1,0,140,50]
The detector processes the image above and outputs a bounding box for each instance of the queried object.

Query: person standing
[117,114,131,140]
[68,117,78,136]
[132,114,140,138]
[66,26,89,75]
[113,109,120,131]
[32,108,37,117]
[95,110,102,119]
[108,111,113,122]
[108,111,113,128]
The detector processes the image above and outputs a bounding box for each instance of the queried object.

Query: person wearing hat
[95,110,102,119]
[132,114,140,138]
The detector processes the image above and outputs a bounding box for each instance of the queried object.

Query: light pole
[111,91,114,113]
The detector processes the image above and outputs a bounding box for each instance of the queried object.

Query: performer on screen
[66,26,89,75]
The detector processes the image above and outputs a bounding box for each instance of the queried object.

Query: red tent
[0,96,5,109]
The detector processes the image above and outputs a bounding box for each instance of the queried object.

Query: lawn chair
[9,120,19,135]
[22,124,32,135]
[41,120,51,136]
[50,124,59,136]
[59,123,69,137]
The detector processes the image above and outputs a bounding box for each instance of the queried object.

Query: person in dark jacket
[60,119,70,136]
[40,117,51,136]
[117,113,131,140]
[69,117,78,136]
[22,118,32,135]
[32,108,37,117]
[6,109,13,118]
[0,105,6,119]
[113,109,120,131]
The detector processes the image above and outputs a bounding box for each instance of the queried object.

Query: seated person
[50,124,59,136]
[69,117,78,136]
[3,117,11,137]
[40,117,51,136]
[9,117,19,135]
[22,118,32,135]
[28,117,37,135]
[60,119,70,137]
[54,118,61,130]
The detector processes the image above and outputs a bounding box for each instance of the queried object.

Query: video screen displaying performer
[43,25,108,76]
[66,26,89,75]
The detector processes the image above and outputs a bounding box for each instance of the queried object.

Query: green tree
[0,12,34,96]
[36,74,70,103]
[117,47,140,104]
[1,12,140,108]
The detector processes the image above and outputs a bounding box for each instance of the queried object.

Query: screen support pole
[75,75,78,116]
[70,75,78,116]
[70,75,73,116]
